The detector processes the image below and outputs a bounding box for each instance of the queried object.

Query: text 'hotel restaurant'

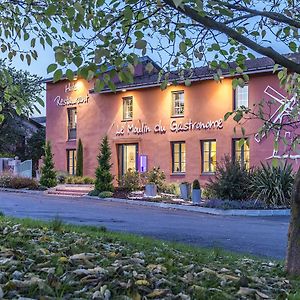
[45,56,297,184]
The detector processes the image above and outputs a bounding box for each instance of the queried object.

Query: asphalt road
[0,191,290,259]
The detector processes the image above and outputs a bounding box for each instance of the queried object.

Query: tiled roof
[97,53,300,93]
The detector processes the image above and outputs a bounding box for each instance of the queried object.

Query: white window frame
[171,91,184,117]
[235,85,249,109]
[123,96,133,120]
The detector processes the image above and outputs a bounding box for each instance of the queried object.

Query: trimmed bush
[205,155,253,201]
[76,138,83,176]
[0,173,13,188]
[250,162,294,207]
[160,183,178,195]
[118,170,140,192]
[56,171,69,184]
[95,136,114,192]
[98,191,113,198]
[65,176,95,184]
[142,167,166,191]
[88,189,100,196]
[40,141,57,188]
[9,177,39,190]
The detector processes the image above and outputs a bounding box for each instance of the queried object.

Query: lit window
[171,142,186,173]
[67,108,77,140]
[67,149,77,175]
[202,140,217,173]
[235,85,248,109]
[233,139,250,169]
[123,96,133,120]
[172,91,184,117]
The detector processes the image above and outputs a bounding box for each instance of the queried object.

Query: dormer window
[123,96,133,120]
[172,91,184,117]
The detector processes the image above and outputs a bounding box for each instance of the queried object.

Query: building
[45,55,297,184]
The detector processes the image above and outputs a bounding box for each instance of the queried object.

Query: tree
[3,0,300,274]
[76,138,83,176]
[40,141,57,188]
[94,136,114,192]
[25,127,46,176]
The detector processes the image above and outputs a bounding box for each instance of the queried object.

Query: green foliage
[76,138,83,176]
[142,167,166,191]
[65,176,94,184]
[206,155,253,201]
[50,215,64,232]
[95,136,114,192]
[0,173,39,190]
[0,173,13,188]
[98,191,113,198]
[88,189,100,196]
[40,141,57,188]
[118,170,141,192]
[160,183,178,195]
[250,163,294,207]
[192,179,201,190]
[0,60,44,123]
[25,127,45,176]
[8,177,39,190]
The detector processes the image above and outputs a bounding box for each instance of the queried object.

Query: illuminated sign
[53,95,89,106]
[116,119,223,136]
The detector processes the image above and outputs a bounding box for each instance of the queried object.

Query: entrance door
[118,144,138,177]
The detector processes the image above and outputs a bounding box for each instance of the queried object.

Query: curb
[0,188,46,195]
[84,196,291,217]
[0,189,290,217]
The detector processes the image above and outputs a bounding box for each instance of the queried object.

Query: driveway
[0,191,289,259]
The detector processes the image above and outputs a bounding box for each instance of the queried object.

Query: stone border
[0,187,45,195]
[85,196,291,217]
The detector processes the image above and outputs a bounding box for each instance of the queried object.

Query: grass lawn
[0,215,299,299]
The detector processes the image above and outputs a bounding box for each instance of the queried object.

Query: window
[202,140,217,173]
[67,149,77,175]
[233,139,250,169]
[172,91,184,117]
[123,96,133,120]
[171,142,186,173]
[235,85,248,108]
[67,108,77,140]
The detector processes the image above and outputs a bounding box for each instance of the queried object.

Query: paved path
[0,191,289,259]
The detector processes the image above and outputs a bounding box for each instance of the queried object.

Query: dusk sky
[7,30,290,118]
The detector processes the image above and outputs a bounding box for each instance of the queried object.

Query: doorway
[118,144,138,177]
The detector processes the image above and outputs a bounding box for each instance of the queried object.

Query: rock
[237,287,257,296]
[73,266,107,277]
[0,287,3,298]
[147,289,169,298]
[135,279,150,286]
[146,264,167,274]
[256,291,270,299]
[12,270,23,280]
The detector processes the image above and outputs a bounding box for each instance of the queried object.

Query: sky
[7,25,291,118]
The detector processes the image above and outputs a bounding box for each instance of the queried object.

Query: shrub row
[205,155,294,207]
[0,174,41,190]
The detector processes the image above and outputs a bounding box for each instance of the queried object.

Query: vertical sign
[139,155,148,173]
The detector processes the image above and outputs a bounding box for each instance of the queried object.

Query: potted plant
[145,182,157,197]
[180,181,191,200]
[192,179,201,204]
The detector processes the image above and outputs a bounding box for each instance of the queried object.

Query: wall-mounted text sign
[65,82,79,93]
[116,118,223,136]
[53,95,89,106]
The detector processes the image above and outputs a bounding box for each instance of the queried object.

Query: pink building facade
[46,57,297,185]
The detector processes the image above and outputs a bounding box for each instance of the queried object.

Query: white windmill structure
[254,86,300,160]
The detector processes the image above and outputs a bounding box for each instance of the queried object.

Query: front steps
[47,184,94,197]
